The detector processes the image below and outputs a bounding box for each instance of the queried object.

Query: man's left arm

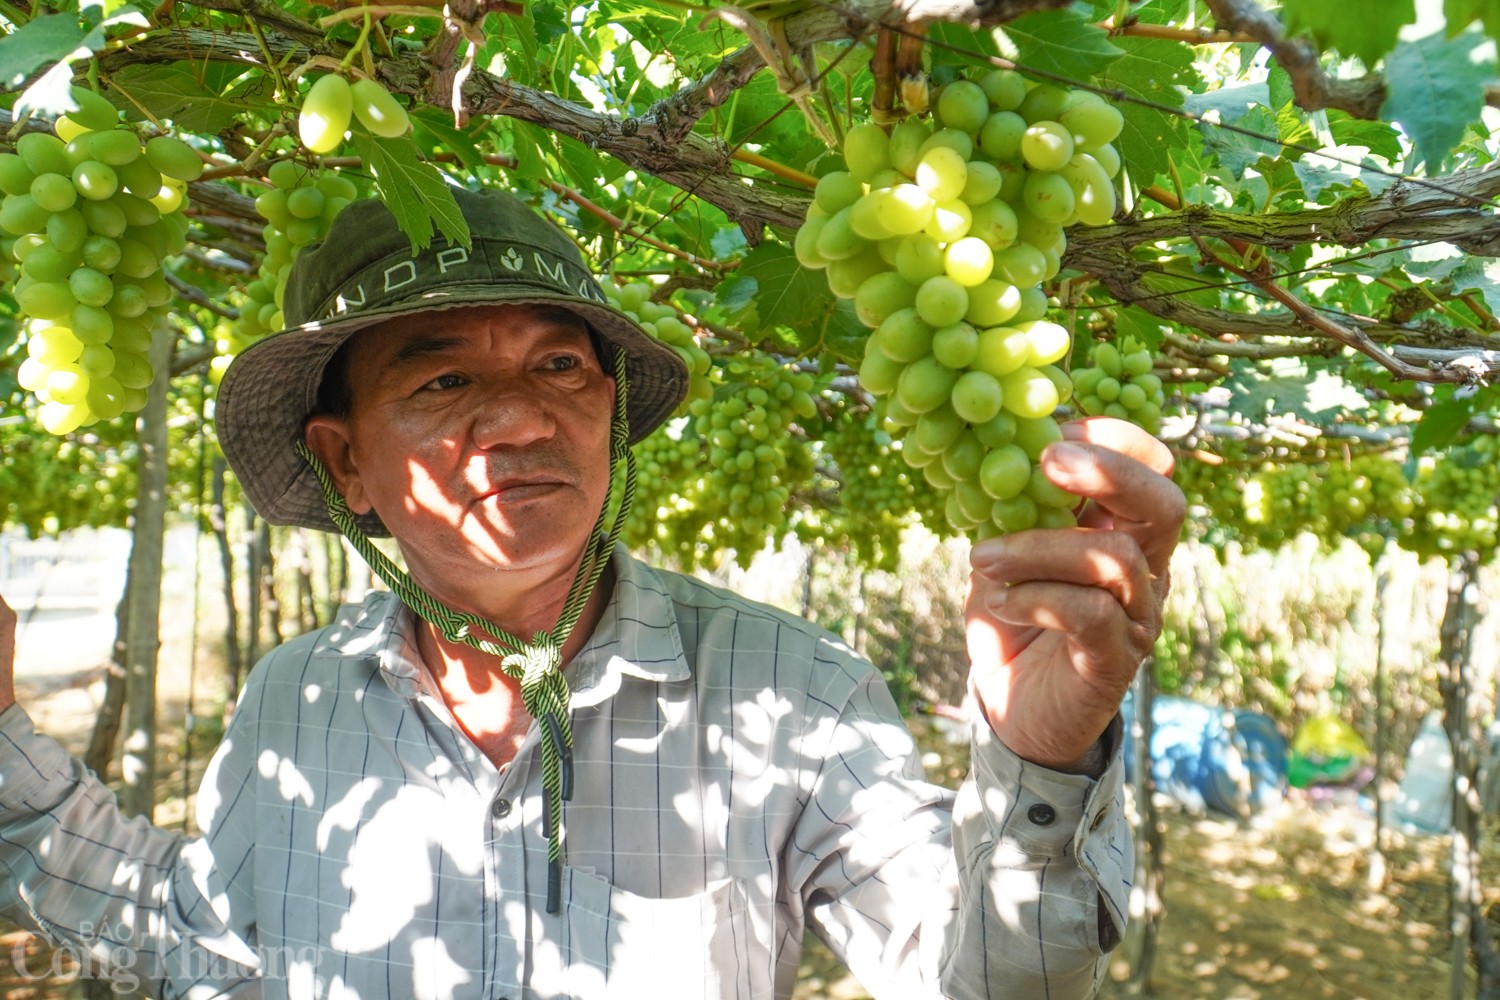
[945,417,1184,996]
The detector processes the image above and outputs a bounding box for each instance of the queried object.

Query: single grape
[935,79,990,134]
[914,275,969,327]
[843,123,892,183]
[951,369,1004,424]
[944,236,993,287]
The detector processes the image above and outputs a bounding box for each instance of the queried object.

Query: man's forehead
[364,303,590,344]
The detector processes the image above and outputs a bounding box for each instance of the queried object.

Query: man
[0,186,1184,998]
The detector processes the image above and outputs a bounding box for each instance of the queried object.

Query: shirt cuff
[0,703,82,812]
[965,713,1125,858]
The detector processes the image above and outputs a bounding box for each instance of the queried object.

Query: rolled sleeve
[0,705,82,812]
[942,715,1130,999]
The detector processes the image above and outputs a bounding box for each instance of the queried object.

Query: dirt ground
[0,659,1493,999]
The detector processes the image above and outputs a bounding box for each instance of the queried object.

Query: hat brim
[216,287,687,537]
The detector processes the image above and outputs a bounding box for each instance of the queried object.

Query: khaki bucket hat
[216,186,688,537]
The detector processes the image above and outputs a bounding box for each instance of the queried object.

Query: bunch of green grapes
[625,354,819,567]
[620,420,704,555]
[216,162,362,382]
[1242,463,1329,548]
[1,87,200,435]
[808,406,941,570]
[1406,435,1500,562]
[1340,453,1414,560]
[798,68,1123,537]
[1173,453,1253,543]
[1320,454,1412,536]
[599,278,713,413]
[1071,335,1166,434]
[691,355,818,559]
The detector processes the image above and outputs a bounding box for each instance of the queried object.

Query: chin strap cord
[295,347,636,914]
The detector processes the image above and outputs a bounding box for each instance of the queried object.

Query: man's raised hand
[965,417,1185,772]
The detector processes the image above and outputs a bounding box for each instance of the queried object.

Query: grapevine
[1,87,200,435]
[799,69,1124,537]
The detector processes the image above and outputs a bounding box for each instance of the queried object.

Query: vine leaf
[1411,387,1479,454]
[998,9,1123,81]
[108,65,258,134]
[1444,0,1500,48]
[0,16,89,89]
[1293,145,1399,200]
[715,243,841,350]
[1098,4,1201,184]
[1448,258,1500,316]
[1281,0,1414,67]
[1381,26,1494,170]
[347,134,470,253]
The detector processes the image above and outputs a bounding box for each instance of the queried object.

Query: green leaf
[0,14,86,89]
[1282,0,1414,66]
[1448,257,1500,316]
[1182,82,1270,123]
[1381,26,1494,170]
[1411,388,1478,453]
[710,226,748,259]
[1097,17,1199,185]
[410,111,489,173]
[507,119,554,183]
[347,134,470,253]
[1201,105,1281,180]
[1447,0,1500,48]
[1223,364,1312,422]
[1404,242,1468,280]
[1113,306,1168,352]
[1326,111,1404,163]
[998,9,1123,81]
[107,65,255,133]
[1293,145,1398,200]
[722,242,840,349]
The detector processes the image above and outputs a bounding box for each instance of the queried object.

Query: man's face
[305,303,616,596]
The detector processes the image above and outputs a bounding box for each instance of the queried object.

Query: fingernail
[1048,441,1091,474]
[985,585,1009,611]
[971,538,1007,570]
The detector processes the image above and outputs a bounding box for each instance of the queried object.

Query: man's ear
[303,416,373,515]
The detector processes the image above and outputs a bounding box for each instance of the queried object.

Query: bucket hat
[216,186,688,536]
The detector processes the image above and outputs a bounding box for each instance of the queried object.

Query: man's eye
[544,355,582,372]
[423,373,467,391]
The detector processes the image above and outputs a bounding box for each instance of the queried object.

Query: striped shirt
[0,547,1128,999]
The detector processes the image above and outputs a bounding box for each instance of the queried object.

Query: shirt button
[492,797,512,819]
[1027,803,1057,826]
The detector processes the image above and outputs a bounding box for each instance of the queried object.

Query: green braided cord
[293,345,638,914]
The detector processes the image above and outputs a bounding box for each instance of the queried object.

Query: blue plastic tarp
[1121,692,1289,818]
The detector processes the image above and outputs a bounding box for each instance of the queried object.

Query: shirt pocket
[561,868,753,999]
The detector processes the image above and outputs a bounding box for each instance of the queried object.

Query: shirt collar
[313,545,692,701]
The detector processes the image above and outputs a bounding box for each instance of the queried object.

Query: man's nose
[471,382,557,449]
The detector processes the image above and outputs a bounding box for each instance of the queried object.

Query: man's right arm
[0,592,262,996]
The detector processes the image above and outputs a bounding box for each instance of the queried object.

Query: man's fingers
[972,528,1154,625]
[1061,416,1174,475]
[1035,420,1185,574]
